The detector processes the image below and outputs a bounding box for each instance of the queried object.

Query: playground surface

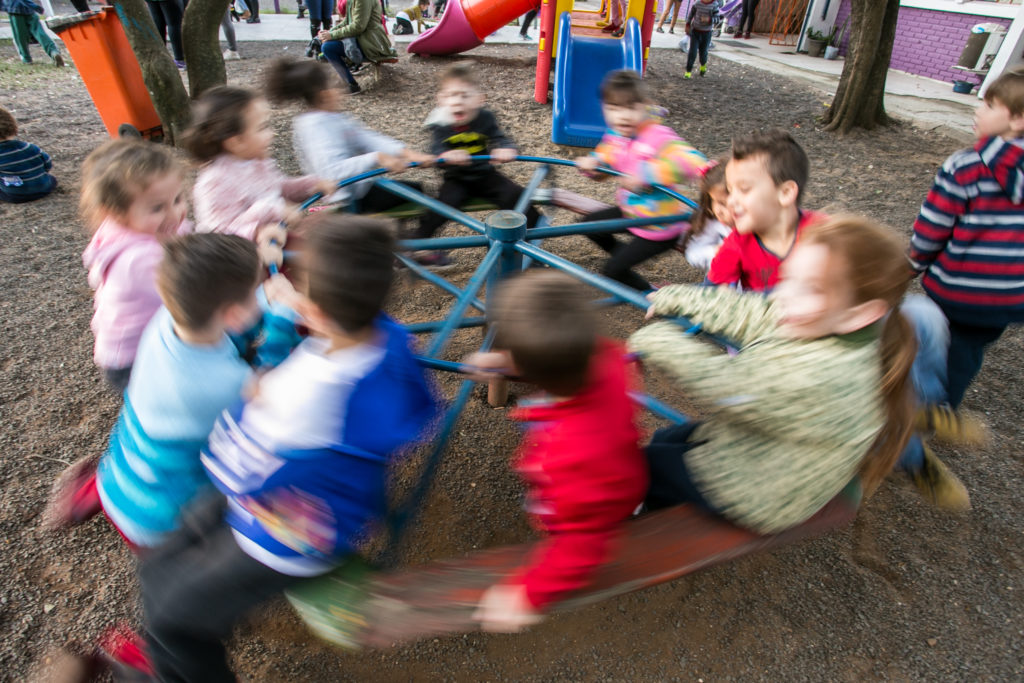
[2,34,1023,682]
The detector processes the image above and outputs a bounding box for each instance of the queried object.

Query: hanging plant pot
[824,45,840,60]
[806,38,826,57]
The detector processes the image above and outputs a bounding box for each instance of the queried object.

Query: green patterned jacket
[628,286,884,533]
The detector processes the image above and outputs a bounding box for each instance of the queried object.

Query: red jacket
[508,341,648,609]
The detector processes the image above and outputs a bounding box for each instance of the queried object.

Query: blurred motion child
[467,271,648,632]
[677,158,733,271]
[575,70,710,292]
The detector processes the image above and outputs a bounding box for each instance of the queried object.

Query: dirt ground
[2,37,1022,682]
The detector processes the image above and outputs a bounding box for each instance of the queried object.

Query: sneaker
[173,59,186,70]
[916,404,989,446]
[348,81,362,95]
[912,444,971,511]
[669,28,674,34]
[97,624,155,679]
[601,23,621,33]
[699,65,706,77]
[246,16,261,23]
[223,49,241,60]
[683,71,692,79]
[42,456,102,531]
[52,53,65,67]
[656,27,664,33]
[413,250,452,268]
[744,31,751,39]
[520,33,532,40]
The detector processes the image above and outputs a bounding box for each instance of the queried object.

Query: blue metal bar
[398,235,490,251]
[375,178,488,235]
[514,165,550,215]
[426,242,503,358]
[415,356,497,375]
[629,391,689,425]
[526,213,693,240]
[394,253,486,313]
[406,317,487,334]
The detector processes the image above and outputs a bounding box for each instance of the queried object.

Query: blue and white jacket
[202,316,438,576]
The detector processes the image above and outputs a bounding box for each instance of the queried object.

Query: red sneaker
[601,23,621,33]
[97,624,155,679]
[43,456,102,531]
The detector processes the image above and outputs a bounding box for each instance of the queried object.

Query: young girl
[184,86,335,262]
[80,139,192,392]
[678,159,734,271]
[265,58,435,212]
[575,70,711,292]
[631,215,916,533]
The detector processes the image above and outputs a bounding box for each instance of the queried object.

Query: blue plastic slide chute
[551,14,643,148]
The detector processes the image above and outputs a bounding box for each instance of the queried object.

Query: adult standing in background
[145,0,186,68]
[735,0,759,39]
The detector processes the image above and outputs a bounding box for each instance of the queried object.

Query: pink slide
[408,0,538,56]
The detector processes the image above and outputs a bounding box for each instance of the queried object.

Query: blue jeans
[321,39,358,85]
[896,295,950,471]
[686,29,711,71]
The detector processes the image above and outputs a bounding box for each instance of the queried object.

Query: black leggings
[737,0,760,34]
[146,0,185,61]
[583,207,677,292]
[414,172,540,240]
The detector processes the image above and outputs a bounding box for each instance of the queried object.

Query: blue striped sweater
[0,139,55,200]
[909,136,1024,326]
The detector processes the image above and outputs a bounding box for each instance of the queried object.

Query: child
[184,86,335,264]
[466,271,648,632]
[0,106,57,203]
[656,0,683,34]
[908,65,1024,410]
[708,129,823,291]
[575,70,710,292]
[414,62,541,265]
[684,0,721,79]
[1,0,64,66]
[80,140,192,392]
[632,216,916,533]
[47,235,263,540]
[678,158,733,270]
[393,0,430,34]
[265,58,436,214]
[137,215,438,682]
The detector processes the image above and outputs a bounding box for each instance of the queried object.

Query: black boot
[297,2,306,19]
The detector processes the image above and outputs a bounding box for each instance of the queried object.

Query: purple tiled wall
[833,0,1010,83]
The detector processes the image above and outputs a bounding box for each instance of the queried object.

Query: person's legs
[744,0,760,35]
[246,0,260,21]
[644,421,721,512]
[686,30,699,72]
[600,234,676,291]
[358,181,425,213]
[519,8,538,37]
[145,1,168,44]
[7,13,32,63]
[394,16,413,33]
[414,179,470,240]
[162,0,186,62]
[476,171,541,228]
[669,0,682,32]
[697,29,711,67]
[321,39,359,86]
[69,0,90,12]
[27,14,60,59]
[583,206,625,255]
[738,0,754,34]
[946,319,1006,408]
[221,11,238,52]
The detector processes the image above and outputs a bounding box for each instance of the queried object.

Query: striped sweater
[0,139,55,199]
[909,135,1024,326]
[629,286,884,534]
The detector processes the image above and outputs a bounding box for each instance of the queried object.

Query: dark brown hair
[266,58,329,107]
[181,86,260,162]
[600,69,650,106]
[731,129,809,204]
[679,158,727,251]
[440,61,479,88]
[297,213,395,333]
[157,233,261,331]
[0,107,17,139]
[490,271,597,396]
[79,139,183,229]
[800,215,917,495]
[984,65,1024,116]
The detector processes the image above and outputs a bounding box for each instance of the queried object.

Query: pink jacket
[192,155,319,239]
[593,117,709,240]
[82,217,192,369]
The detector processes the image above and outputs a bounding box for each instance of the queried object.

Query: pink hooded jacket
[82,217,192,369]
[192,155,319,239]
[592,113,709,240]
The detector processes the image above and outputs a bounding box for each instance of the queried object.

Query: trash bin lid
[45,10,103,33]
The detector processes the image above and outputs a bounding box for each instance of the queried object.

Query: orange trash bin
[46,9,163,140]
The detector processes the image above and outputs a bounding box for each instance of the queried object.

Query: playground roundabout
[3,41,1023,681]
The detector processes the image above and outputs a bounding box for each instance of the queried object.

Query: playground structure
[279,157,864,649]
[408,0,657,147]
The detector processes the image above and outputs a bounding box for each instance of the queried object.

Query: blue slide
[551,14,643,148]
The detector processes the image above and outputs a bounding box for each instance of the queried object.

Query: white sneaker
[223,49,241,61]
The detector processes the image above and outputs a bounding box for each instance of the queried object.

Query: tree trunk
[183,0,230,98]
[822,0,900,133]
[109,0,192,144]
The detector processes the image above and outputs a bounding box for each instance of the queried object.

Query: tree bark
[183,0,230,99]
[109,0,192,144]
[822,0,900,133]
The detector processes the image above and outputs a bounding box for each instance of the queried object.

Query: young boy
[414,62,541,264]
[684,0,721,79]
[467,271,648,632]
[0,106,57,203]
[908,66,1024,410]
[393,0,430,34]
[44,234,262,542]
[137,215,437,681]
[1,0,64,66]
[707,129,824,291]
